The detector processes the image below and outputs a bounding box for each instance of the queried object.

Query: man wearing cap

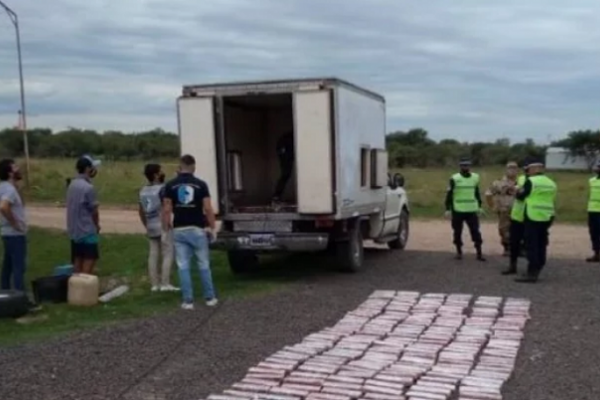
[485,161,519,256]
[501,162,529,275]
[444,157,486,261]
[585,160,600,262]
[66,155,101,275]
[514,158,557,283]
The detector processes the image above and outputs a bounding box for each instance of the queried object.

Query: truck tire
[388,208,409,250]
[0,290,29,319]
[227,250,259,275]
[336,223,364,273]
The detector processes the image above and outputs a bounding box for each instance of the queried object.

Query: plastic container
[68,273,99,307]
[31,275,69,304]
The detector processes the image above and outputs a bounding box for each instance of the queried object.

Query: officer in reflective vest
[502,165,528,275]
[514,158,557,283]
[444,157,485,261]
[586,160,600,262]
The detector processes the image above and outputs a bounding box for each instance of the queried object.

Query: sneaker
[151,285,160,292]
[160,284,180,292]
[205,298,219,307]
[181,302,194,310]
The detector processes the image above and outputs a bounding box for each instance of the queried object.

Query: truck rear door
[177,96,221,214]
[294,90,335,214]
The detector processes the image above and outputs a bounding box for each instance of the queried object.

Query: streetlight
[0,0,30,187]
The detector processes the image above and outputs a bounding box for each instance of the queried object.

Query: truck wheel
[336,223,364,273]
[0,290,29,319]
[388,209,409,250]
[227,250,259,275]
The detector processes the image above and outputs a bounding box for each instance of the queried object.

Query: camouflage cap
[506,161,518,168]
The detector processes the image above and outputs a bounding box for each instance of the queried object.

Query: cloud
[1,0,600,142]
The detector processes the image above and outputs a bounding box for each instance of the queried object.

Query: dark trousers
[451,212,483,248]
[273,155,293,199]
[1,235,27,291]
[509,220,525,264]
[524,220,550,276]
[588,212,600,253]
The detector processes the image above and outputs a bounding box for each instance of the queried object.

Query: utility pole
[0,0,30,187]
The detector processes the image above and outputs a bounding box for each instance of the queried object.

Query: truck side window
[361,148,369,187]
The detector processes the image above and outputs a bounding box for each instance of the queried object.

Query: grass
[19,159,593,223]
[0,227,294,346]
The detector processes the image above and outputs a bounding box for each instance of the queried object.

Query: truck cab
[177,77,409,273]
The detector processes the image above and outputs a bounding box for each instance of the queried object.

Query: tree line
[0,126,596,168]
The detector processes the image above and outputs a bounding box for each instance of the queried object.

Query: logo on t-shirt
[177,185,195,205]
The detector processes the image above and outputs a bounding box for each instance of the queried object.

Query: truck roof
[181,77,385,103]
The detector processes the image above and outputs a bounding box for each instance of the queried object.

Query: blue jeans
[1,235,27,291]
[173,227,216,303]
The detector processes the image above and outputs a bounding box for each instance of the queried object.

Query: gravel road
[0,207,597,400]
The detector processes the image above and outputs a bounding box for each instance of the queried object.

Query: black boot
[586,252,600,262]
[514,274,538,283]
[502,244,509,257]
[476,246,486,262]
[454,246,463,260]
[501,262,517,275]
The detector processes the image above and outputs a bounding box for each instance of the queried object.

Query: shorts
[70,234,100,261]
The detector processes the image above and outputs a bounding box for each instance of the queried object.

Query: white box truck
[176,77,409,273]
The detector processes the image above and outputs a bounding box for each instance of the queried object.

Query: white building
[545,147,593,171]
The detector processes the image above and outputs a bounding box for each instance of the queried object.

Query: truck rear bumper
[211,232,330,252]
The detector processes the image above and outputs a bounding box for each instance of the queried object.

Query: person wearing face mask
[138,163,178,292]
[585,160,600,262]
[66,155,102,275]
[444,156,486,261]
[0,159,28,292]
[485,161,519,256]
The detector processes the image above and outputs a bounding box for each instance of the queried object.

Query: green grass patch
[0,228,290,346]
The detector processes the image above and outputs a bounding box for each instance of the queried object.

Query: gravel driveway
[1,239,599,400]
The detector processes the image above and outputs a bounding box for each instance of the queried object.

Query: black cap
[459,157,472,167]
[76,154,101,171]
[523,157,543,170]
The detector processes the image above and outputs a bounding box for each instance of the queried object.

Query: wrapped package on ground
[361,393,406,400]
[224,389,271,399]
[281,383,323,392]
[242,378,281,387]
[320,386,363,398]
[270,385,312,398]
[403,390,449,400]
[362,384,404,396]
[322,380,363,391]
[232,382,272,393]
[256,395,303,400]
[208,394,255,400]
[326,375,366,385]
[307,393,352,400]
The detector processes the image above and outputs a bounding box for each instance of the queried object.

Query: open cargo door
[177,97,220,214]
[294,90,334,214]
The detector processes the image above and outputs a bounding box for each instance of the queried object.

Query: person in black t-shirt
[162,154,218,310]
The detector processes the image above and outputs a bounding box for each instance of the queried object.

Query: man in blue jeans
[162,154,218,310]
[0,159,27,292]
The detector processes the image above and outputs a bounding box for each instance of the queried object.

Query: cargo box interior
[222,93,297,212]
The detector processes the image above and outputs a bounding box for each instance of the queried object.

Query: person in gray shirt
[66,155,101,275]
[0,159,27,292]
[138,163,178,293]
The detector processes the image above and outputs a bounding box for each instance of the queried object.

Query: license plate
[249,234,275,247]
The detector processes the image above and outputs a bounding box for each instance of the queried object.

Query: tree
[554,130,600,170]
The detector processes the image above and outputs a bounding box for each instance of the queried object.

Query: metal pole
[0,1,30,187]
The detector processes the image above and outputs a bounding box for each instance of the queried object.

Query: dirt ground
[26,205,593,260]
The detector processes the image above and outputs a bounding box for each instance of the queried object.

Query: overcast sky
[1,0,600,142]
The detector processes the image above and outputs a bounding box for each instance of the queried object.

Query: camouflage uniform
[485,176,518,251]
